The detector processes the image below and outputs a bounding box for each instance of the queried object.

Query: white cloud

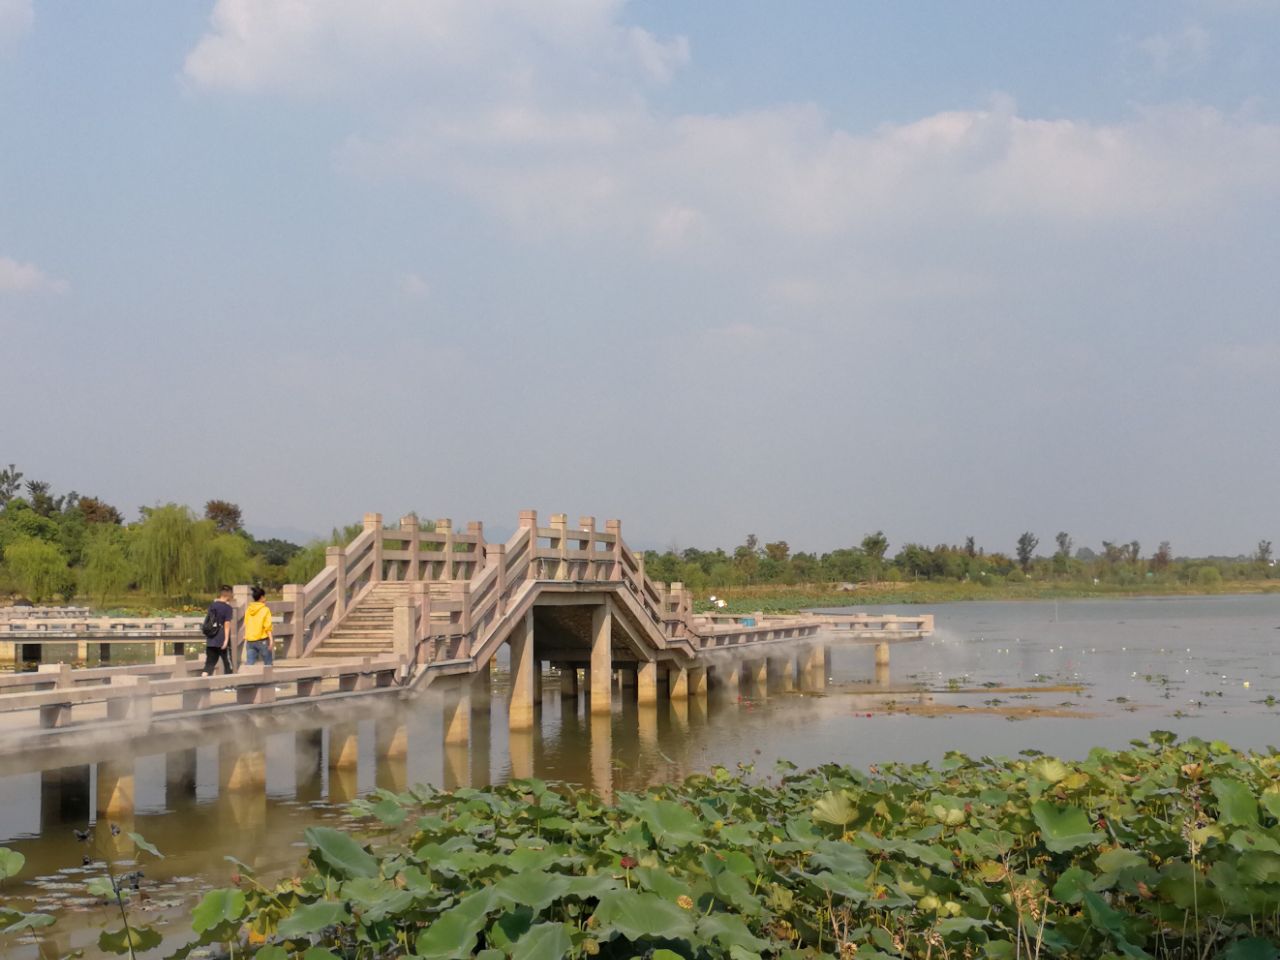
[184,0,687,98]
[0,0,32,48]
[1139,24,1211,75]
[0,256,66,295]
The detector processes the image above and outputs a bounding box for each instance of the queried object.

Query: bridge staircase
[309,582,406,658]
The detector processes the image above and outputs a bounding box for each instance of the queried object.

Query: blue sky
[2,1,1278,556]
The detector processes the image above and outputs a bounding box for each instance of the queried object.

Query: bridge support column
[590,605,612,714]
[559,664,579,698]
[219,739,267,792]
[875,642,891,686]
[687,665,708,697]
[443,683,472,745]
[96,759,135,820]
[744,659,768,698]
[667,665,688,700]
[767,656,795,693]
[471,660,492,711]
[0,640,13,665]
[329,723,361,769]
[638,703,658,753]
[620,667,637,689]
[800,645,826,692]
[508,612,536,731]
[713,661,741,698]
[165,749,197,800]
[75,640,88,663]
[637,661,658,705]
[376,719,409,793]
[296,730,323,803]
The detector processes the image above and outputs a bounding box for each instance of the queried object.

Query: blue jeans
[244,640,274,666]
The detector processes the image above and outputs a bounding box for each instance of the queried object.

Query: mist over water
[3,595,1279,954]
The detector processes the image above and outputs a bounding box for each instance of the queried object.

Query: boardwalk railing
[0,656,401,743]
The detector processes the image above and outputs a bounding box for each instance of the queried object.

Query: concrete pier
[590,605,612,714]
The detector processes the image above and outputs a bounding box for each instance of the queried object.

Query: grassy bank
[8,734,1276,958]
[697,580,1280,614]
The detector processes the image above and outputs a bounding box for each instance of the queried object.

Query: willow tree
[80,525,134,607]
[130,504,205,598]
[203,531,252,590]
[4,537,71,602]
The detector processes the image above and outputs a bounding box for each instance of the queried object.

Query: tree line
[642,529,1276,593]
[0,464,345,604]
[1,463,1274,604]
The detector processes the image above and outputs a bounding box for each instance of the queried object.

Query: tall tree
[1256,540,1273,565]
[204,500,243,535]
[861,531,889,583]
[79,526,133,606]
[78,496,123,525]
[1151,541,1173,572]
[1054,532,1072,558]
[1016,532,1039,573]
[0,464,22,506]
[3,537,71,602]
[764,540,790,563]
[964,536,976,558]
[131,504,204,597]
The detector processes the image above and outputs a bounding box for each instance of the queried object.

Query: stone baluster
[282,584,305,656]
[605,519,622,580]
[579,516,595,579]
[364,512,384,583]
[438,518,454,580]
[468,521,484,579]
[400,515,420,581]
[550,514,568,580]
[491,543,508,614]
[327,546,347,619]
[518,510,538,579]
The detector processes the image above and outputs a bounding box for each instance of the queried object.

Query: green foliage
[203,499,243,534]
[1195,565,1223,587]
[80,525,134,606]
[130,504,204,597]
[171,737,1280,959]
[2,536,71,601]
[203,532,252,589]
[287,543,328,584]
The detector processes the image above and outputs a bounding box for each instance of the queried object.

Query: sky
[1,1,1278,557]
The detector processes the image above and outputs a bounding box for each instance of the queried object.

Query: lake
[2,594,1278,956]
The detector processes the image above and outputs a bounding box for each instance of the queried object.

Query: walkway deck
[0,510,932,754]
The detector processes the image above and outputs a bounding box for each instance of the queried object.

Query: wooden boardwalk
[0,511,931,753]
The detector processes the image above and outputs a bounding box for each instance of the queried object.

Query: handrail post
[327,546,347,620]
[438,518,454,581]
[550,513,568,580]
[232,585,251,665]
[400,514,420,582]
[282,584,305,657]
[579,516,595,580]
[457,582,472,658]
[491,543,508,614]
[364,513,384,583]
[519,510,538,580]
[468,521,485,579]
[605,520,622,581]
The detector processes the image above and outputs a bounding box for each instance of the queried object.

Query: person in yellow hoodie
[243,586,274,666]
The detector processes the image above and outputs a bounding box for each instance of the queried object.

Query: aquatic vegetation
[150,734,1280,958]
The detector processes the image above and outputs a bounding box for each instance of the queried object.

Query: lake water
[2,594,1279,956]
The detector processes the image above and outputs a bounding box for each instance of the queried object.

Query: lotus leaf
[591,889,696,942]
[305,826,379,878]
[1032,800,1101,853]
[277,899,351,937]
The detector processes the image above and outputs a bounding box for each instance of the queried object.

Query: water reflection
[7,595,1280,926]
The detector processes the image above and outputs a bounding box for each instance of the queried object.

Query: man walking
[201,584,235,676]
[243,586,274,666]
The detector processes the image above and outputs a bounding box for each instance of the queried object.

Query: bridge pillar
[713,661,741,698]
[558,663,579,698]
[75,639,88,662]
[0,640,12,665]
[219,739,267,792]
[508,612,537,731]
[443,682,472,745]
[744,659,768,698]
[590,604,612,714]
[687,665,708,697]
[620,667,637,689]
[667,664,688,700]
[296,730,324,803]
[767,656,795,693]
[800,645,827,692]
[329,723,361,770]
[96,759,135,820]
[471,660,492,711]
[637,660,658,705]
[376,719,409,793]
[165,748,197,800]
[876,642,890,668]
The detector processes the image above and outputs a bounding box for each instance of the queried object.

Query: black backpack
[201,604,222,640]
